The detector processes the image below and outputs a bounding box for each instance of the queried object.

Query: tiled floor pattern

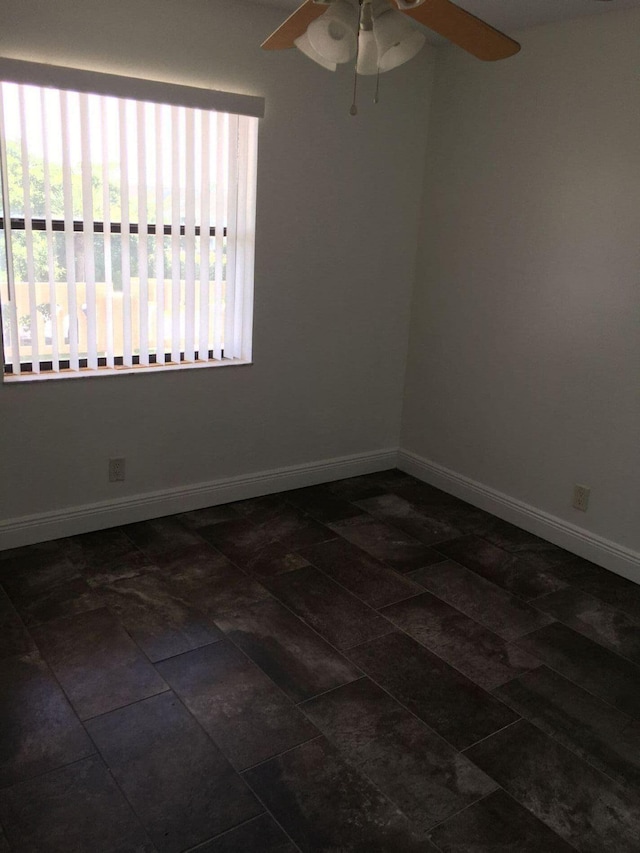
[1,470,640,851]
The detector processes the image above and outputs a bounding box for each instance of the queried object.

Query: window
[0,59,262,381]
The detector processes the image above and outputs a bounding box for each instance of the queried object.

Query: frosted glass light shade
[295,32,337,71]
[356,29,379,75]
[307,0,359,65]
[374,8,426,72]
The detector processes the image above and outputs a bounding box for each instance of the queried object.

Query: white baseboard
[0,448,399,551]
[5,445,638,588]
[398,449,640,585]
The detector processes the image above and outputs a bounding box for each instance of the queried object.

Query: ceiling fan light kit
[356,28,379,75]
[262,0,522,112]
[374,6,427,72]
[294,30,339,69]
[307,0,360,63]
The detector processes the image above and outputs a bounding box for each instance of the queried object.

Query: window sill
[2,358,253,384]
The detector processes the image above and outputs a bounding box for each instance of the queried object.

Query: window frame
[0,58,263,383]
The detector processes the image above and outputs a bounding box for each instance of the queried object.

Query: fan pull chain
[374,70,380,104]
[350,1,364,116]
[350,67,359,116]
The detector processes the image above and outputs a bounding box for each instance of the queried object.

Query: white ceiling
[251,0,640,43]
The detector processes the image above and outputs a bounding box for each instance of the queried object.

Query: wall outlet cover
[572,484,590,512]
[109,458,126,482]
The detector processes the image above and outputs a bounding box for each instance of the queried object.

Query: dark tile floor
[1,470,640,852]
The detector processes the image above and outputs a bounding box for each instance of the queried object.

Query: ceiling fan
[261,0,521,75]
[262,0,613,112]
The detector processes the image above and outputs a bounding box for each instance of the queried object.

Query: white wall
[402,10,640,557]
[0,0,433,536]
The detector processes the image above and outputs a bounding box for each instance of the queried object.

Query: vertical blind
[0,65,260,380]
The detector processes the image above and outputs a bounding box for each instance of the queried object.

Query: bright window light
[0,63,261,380]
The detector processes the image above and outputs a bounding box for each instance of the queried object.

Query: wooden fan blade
[261,0,328,50]
[398,0,520,61]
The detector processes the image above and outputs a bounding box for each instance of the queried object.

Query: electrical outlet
[109,458,126,482]
[572,484,590,512]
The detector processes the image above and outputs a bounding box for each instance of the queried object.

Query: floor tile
[429,788,575,852]
[176,504,240,529]
[200,517,313,577]
[481,518,573,559]
[264,566,391,649]
[0,539,75,582]
[381,592,540,689]
[515,622,640,717]
[411,560,554,640]
[328,514,443,573]
[7,575,103,626]
[1,543,79,600]
[302,677,496,830]
[191,814,295,852]
[0,587,35,660]
[69,528,156,586]
[227,500,335,550]
[389,480,468,509]
[355,493,461,545]
[156,543,271,619]
[99,572,223,662]
[215,598,360,702]
[123,516,206,560]
[243,737,437,852]
[347,632,518,749]
[0,755,155,852]
[0,652,95,787]
[534,586,640,665]
[555,559,640,620]
[435,536,567,599]
[32,608,168,719]
[481,521,580,577]
[390,485,495,536]
[3,476,639,852]
[86,692,261,853]
[156,641,318,771]
[465,719,640,853]
[299,538,424,609]
[494,665,640,787]
[323,471,408,502]
[285,483,362,523]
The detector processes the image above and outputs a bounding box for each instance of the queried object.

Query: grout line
[297,675,368,708]
[185,576,365,713]
[0,752,97,794]
[141,635,224,666]
[423,788,498,836]
[183,812,302,853]
[340,616,535,725]
[261,561,399,635]
[460,718,522,753]
[234,781,303,853]
[293,540,438,611]
[484,702,635,794]
[79,685,172,724]
[528,590,640,665]
[79,715,163,850]
[327,645,514,756]
[213,570,368,676]
[240,726,441,847]
[339,626,396,652]
[424,785,583,853]
[508,629,640,715]
[239,734,325,775]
